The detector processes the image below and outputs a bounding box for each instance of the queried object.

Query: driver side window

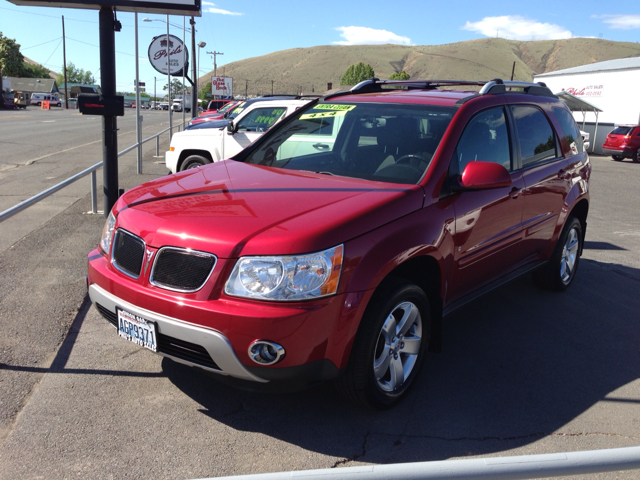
[454,107,511,174]
[237,107,286,133]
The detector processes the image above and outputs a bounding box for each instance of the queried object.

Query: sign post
[7,0,201,218]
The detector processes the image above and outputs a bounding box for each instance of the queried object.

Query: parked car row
[88,78,592,409]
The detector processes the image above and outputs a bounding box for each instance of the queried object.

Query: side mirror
[583,141,590,152]
[457,161,512,190]
[226,120,235,135]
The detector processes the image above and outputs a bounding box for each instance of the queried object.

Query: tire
[612,155,623,161]
[180,155,212,171]
[336,278,430,409]
[533,216,583,291]
[633,150,640,163]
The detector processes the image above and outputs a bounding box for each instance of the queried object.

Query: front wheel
[533,216,583,291]
[336,279,430,409]
[180,155,212,171]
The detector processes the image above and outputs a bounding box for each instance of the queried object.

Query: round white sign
[148,34,189,76]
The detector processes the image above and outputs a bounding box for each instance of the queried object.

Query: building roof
[536,57,640,78]
[5,77,59,93]
[555,91,602,113]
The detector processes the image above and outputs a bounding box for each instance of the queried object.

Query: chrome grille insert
[150,247,217,293]
[112,229,145,279]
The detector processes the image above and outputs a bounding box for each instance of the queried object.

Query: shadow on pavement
[163,258,640,464]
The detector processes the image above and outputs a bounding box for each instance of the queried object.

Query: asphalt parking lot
[0,146,638,479]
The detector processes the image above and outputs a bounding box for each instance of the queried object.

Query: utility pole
[206,51,224,76]
[62,15,68,109]
[271,80,274,95]
[245,79,248,99]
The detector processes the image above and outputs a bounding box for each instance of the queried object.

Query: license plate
[117,308,157,352]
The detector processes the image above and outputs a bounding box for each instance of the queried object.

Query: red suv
[602,125,640,162]
[88,79,591,409]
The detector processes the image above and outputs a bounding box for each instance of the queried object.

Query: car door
[447,106,526,301]
[223,106,288,159]
[510,105,574,261]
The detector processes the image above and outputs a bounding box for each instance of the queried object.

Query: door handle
[509,187,522,199]
[313,143,330,150]
[558,170,571,180]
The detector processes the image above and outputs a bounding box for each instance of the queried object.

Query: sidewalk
[0,142,171,444]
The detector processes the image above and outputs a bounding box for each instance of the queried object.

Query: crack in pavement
[329,430,640,468]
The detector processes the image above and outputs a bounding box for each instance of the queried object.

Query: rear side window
[510,105,557,167]
[553,107,584,154]
[454,107,511,172]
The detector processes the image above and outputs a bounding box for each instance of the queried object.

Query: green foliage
[164,79,185,97]
[56,62,95,86]
[340,62,375,85]
[20,62,51,78]
[0,32,24,77]
[198,81,212,100]
[389,70,410,80]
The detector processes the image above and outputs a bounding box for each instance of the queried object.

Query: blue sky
[1,0,638,95]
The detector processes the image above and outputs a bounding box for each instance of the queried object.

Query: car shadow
[163,258,640,464]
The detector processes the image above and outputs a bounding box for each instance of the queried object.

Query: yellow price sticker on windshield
[314,104,356,111]
[300,110,347,120]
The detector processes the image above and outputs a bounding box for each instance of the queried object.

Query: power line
[22,37,62,50]
[43,39,63,68]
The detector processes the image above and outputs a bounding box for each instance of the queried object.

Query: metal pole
[135,12,142,174]
[62,15,68,109]
[90,170,97,214]
[155,136,159,156]
[154,76,156,110]
[166,15,172,141]
[182,16,186,129]
[99,6,118,217]
[191,17,197,119]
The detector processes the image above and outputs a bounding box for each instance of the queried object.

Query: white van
[30,93,61,107]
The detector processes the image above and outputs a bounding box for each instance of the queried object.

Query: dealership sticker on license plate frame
[117,308,157,352]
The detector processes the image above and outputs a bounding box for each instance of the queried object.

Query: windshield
[242,102,455,184]
[218,101,236,113]
[228,101,247,119]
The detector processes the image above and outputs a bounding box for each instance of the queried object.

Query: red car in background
[602,125,640,162]
[189,101,241,126]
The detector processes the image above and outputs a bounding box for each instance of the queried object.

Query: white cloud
[594,14,640,30]
[202,2,242,15]
[333,26,411,46]
[462,16,571,40]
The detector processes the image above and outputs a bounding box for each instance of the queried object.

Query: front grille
[150,247,217,292]
[95,302,220,371]
[112,229,145,278]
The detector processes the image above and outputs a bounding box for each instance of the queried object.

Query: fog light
[248,340,285,365]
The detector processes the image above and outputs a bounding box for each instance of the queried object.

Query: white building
[534,57,640,155]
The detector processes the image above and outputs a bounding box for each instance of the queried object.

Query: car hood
[115,160,424,258]
[186,119,229,130]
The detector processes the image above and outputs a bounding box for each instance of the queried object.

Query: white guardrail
[195,446,640,480]
[0,122,184,223]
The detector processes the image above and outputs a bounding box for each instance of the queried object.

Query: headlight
[99,211,116,255]
[224,245,343,301]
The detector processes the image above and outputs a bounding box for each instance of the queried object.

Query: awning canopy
[555,91,603,113]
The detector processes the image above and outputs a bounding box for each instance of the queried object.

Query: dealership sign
[148,35,189,76]
[211,77,233,97]
[6,0,200,15]
[562,84,605,98]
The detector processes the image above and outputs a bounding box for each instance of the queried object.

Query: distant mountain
[24,56,58,80]
[199,38,640,96]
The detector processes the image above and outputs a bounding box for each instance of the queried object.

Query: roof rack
[324,78,555,100]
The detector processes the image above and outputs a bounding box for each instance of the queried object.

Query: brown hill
[24,56,59,79]
[199,37,640,96]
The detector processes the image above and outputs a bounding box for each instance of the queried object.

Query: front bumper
[89,283,268,383]
[165,149,179,173]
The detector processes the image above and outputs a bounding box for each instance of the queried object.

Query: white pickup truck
[165,97,312,173]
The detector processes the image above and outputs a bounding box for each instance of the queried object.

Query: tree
[55,62,95,85]
[198,81,212,100]
[0,32,24,77]
[164,79,186,97]
[389,70,410,80]
[340,62,375,85]
[20,63,52,79]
